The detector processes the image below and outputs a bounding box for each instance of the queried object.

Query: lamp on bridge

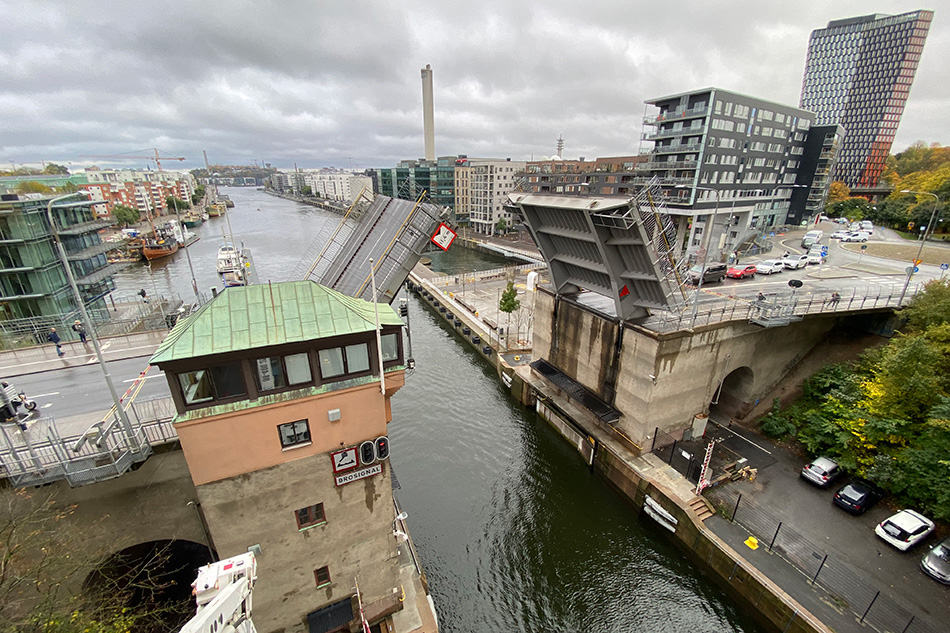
[898,190,939,304]
[46,192,138,447]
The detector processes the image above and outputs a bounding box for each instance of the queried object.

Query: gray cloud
[0,1,945,169]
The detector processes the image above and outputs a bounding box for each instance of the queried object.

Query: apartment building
[0,193,119,324]
[800,10,934,188]
[638,88,824,259]
[454,157,525,235]
[81,169,196,216]
[525,156,645,197]
[303,171,374,203]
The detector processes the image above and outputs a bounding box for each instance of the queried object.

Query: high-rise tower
[799,10,933,188]
[421,64,435,161]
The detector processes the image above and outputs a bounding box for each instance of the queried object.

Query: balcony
[66,241,121,262]
[643,127,705,141]
[629,176,695,186]
[650,142,703,155]
[56,219,113,236]
[636,160,699,171]
[643,105,710,126]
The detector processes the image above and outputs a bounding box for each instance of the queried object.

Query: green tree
[902,279,950,330]
[191,185,206,206]
[42,163,70,175]
[15,181,53,194]
[498,281,520,349]
[165,195,189,211]
[111,204,140,227]
[495,218,508,235]
[300,185,312,196]
[825,197,871,221]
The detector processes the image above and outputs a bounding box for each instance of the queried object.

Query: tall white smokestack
[421,64,435,161]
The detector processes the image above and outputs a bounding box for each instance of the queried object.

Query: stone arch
[710,366,755,420]
[84,539,214,630]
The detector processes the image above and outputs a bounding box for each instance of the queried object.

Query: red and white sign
[330,447,358,473]
[430,223,457,251]
[335,464,382,486]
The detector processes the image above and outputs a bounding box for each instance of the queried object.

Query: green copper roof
[150,280,403,364]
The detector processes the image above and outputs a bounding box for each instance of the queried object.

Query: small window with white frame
[278,419,311,448]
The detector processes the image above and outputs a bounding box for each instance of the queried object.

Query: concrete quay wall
[414,278,831,633]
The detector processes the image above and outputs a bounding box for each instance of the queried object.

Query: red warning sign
[431,223,457,251]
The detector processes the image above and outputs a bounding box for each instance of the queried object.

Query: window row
[178,333,401,406]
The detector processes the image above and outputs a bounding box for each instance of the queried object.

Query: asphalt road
[14,356,169,419]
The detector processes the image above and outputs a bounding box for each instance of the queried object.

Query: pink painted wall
[177,371,405,485]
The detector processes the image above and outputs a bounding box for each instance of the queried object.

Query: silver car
[800,456,841,487]
[921,537,950,584]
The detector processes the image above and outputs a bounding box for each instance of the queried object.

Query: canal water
[118,188,763,633]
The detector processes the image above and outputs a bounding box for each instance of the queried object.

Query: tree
[191,185,206,206]
[0,489,172,633]
[825,197,871,221]
[902,279,950,331]
[165,196,189,211]
[43,163,70,175]
[495,218,508,235]
[827,181,850,204]
[15,181,53,194]
[300,185,312,196]
[498,281,520,349]
[111,204,140,227]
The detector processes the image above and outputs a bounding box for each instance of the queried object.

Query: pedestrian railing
[644,280,922,333]
[0,396,178,487]
[709,486,941,633]
[421,263,547,289]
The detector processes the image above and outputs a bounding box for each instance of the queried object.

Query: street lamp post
[46,193,139,446]
[676,185,721,326]
[898,190,939,305]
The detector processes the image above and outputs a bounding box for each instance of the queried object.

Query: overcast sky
[1,1,946,171]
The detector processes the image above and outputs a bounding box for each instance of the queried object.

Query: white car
[807,251,823,265]
[842,231,869,242]
[831,230,850,240]
[755,259,784,275]
[875,509,934,551]
[860,221,874,234]
[782,254,809,269]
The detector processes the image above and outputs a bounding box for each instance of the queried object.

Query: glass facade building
[800,10,933,188]
[0,194,118,322]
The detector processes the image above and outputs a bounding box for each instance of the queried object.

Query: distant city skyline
[0,2,945,170]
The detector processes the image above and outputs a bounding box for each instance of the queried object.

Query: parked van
[688,262,728,284]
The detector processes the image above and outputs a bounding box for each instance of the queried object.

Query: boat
[222,270,246,287]
[207,202,226,217]
[217,244,242,274]
[219,194,235,208]
[142,232,179,260]
[181,211,203,228]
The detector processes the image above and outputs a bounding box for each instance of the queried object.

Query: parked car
[835,217,849,224]
[850,222,862,232]
[688,262,728,285]
[920,537,950,584]
[842,231,869,243]
[830,230,850,240]
[807,250,824,265]
[726,265,757,279]
[782,254,809,270]
[755,259,784,275]
[875,509,935,551]
[832,478,884,514]
[859,220,874,234]
[800,456,841,487]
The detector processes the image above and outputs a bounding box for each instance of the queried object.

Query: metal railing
[644,281,920,333]
[709,486,941,633]
[419,263,547,289]
[0,396,178,487]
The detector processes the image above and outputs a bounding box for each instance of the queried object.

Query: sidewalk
[0,329,168,377]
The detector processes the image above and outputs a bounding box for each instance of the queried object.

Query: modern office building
[372,157,459,217]
[455,157,526,235]
[0,193,119,324]
[637,88,821,259]
[149,281,436,633]
[800,10,934,188]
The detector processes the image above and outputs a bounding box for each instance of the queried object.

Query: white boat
[217,244,242,274]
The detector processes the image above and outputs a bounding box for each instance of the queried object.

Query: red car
[726,265,757,279]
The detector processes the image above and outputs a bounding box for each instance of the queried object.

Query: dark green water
[119,188,763,633]
[389,296,765,633]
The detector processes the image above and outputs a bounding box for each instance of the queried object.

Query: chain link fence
[709,487,940,633]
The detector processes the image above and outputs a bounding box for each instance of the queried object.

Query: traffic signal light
[375,436,390,460]
[399,304,408,317]
[359,441,376,465]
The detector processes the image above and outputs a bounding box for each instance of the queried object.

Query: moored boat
[142,236,179,260]
[207,202,226,217]
[181,212,203,228]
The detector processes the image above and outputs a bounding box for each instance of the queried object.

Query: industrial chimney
[421,64,435,161]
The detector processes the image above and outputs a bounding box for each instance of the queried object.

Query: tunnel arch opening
[710,366,755,421]
[83,539,213,633]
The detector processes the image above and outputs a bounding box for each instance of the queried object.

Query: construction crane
[83,148,186,171]
[179,552,258,633]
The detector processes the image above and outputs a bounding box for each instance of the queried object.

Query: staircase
[688,496,715,522]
